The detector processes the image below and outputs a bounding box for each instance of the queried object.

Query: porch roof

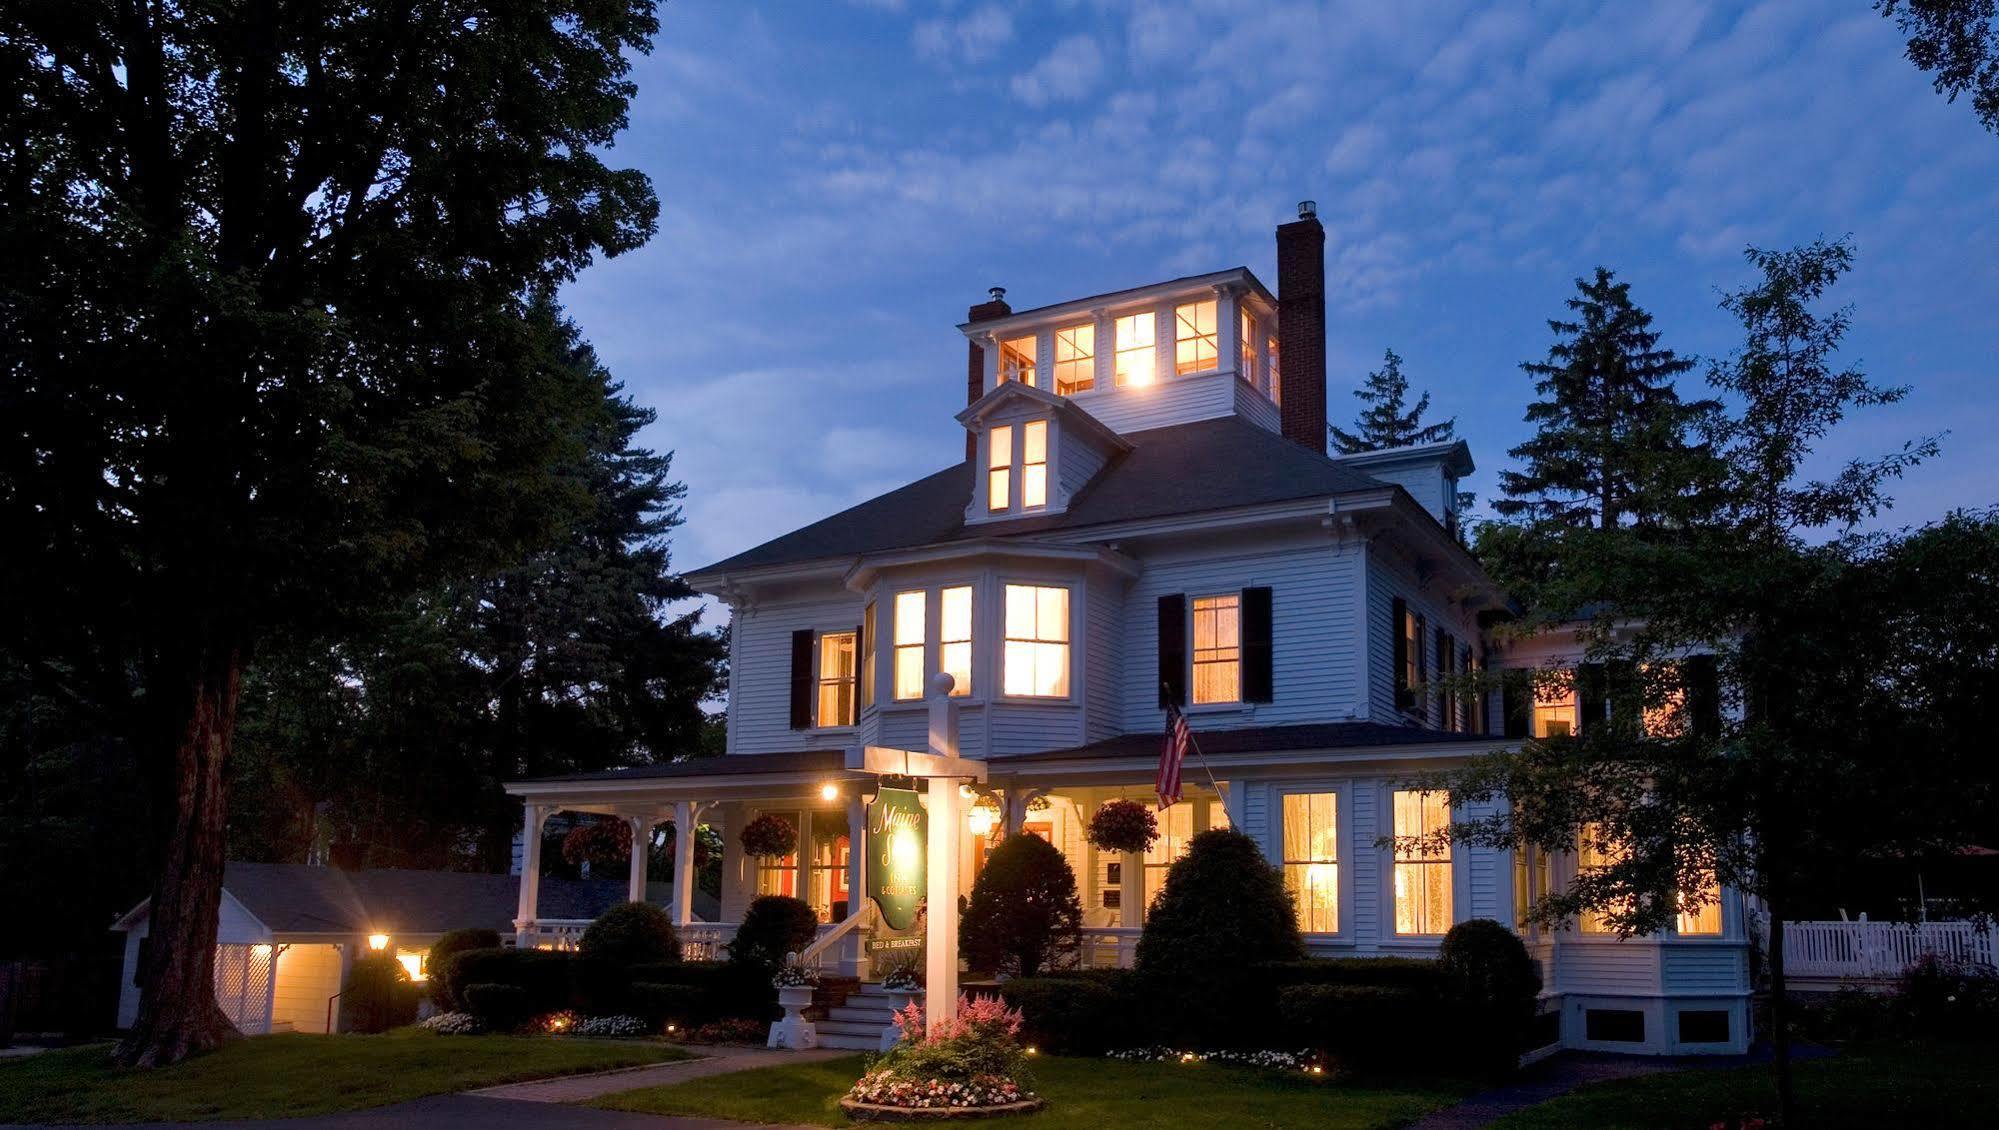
[1009,721,1483,761]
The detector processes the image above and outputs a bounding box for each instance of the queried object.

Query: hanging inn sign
[867,784,927,931]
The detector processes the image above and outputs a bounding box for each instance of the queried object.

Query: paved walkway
[1407,1045,1837,1129]
[468,1044,850,1103]
[3,1093,813,1130]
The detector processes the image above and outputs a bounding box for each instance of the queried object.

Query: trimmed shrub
[1901,955,1999,1040]
[426,928,503,1011]
[630,960,776,1022]
[341,953,421,1033]
[961,833,1083,976]
[1277,984,1430,1065]
[1135,828,1305,1046]
[628,982,704,1028]
[444,947,575,1016]
[463,983,533,1031]
[580,902,680,969]
[999,975,1135,1054]
[1438,919,1541,1071]
[726,896,818,972]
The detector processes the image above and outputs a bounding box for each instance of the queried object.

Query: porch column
[926,673,962,1035]
[627,814,652,904]
[671,800,696,926]
[515,802,550,944]
[1119,851,1144,929]
[845,791,868,977]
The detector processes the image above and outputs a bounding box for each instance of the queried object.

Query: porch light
[820,783,841,801]
[967,805,996,838]
[252,944,272,957]
[958,783,976,801]
[367,933,390,951]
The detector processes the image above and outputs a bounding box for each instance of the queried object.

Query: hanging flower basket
[1086,800,1159,855]
[740,813,800,859]
[561,818,633,867]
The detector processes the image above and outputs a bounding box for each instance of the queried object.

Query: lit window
[893,591,926,700]
[861,601,876,708]
[1645,665,1687,737]
[1578,826,1629,935]
[987,425,1012,513]
[396,950,427,982]
[1393,790,1453,935]
[941,585,972,697]
[816,631,856,727]
[755,811,802,899]
[1191,594,1241,704]
[1174,300,1218,375]
[999,335,1037,387]
[1054,323,1094,394]
[1534,676,1579,738]
[1022,421,1048,509]
[1240,311,1257,383]
[1114,313,1155,387]
[1678,874,1723,936]
[1268,335,1282,404]
[1283,793,1339,933]
[1002,584,1069,698]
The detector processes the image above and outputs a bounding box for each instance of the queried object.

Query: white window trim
[1382,786,1462,940]
[890,589,928,703]
[1276,782,1352,940]
[1188,592,1245,708]
[969,416,1059,522]
[995,577,1077,704]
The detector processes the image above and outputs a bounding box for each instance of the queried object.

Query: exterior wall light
[367,933,390,951]
[967,806,996,838]
[820,783,841,801]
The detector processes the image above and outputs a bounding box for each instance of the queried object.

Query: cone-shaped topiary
[580,901,680,968]
[961,832,1083,977]
[1135,827,1305,1046]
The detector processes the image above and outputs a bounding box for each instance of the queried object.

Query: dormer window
[987,424,1013,512]
[999,336,1037,387]
[1174,299,1217,375]
[1114,313,1154,387]
[1022,421,1048,508]
[1054,323,1094,394]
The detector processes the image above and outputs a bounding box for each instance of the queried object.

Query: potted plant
[739,813,799,859]
[1086,798,1160,855]
[768,961,820,1050]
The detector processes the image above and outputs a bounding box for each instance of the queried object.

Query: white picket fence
[1784,920,1996,981]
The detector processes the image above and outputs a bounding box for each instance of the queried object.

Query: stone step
[825,1006,898,1024]
[816,1030,882,1051]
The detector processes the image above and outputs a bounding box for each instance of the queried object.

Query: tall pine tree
[1330,348,1457,453]
[1495,269,1717,530]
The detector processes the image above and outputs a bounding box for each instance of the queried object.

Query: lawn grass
[1496,1040,1999,1129]
[0,1029,688,1124]
[593,1053,1475,1129]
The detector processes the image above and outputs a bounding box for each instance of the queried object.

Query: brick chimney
[1276,201,1327,456]
[964,287,1012,460]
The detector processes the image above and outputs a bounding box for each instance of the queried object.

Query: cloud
[914,5,1015,64]
[1011,35,1106,106]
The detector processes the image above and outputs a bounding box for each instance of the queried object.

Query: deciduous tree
[1329,348,1457,454]
[1879,0,1999,134]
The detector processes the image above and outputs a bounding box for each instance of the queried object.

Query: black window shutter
[1413,614,1428,717]
[1607,659,1639,736]
[1685,655,1722,739]
[789,629,814,730]
[1241,586,1274,703]
[851,622,865,723]
[1576,663,1607,735]
[1391,597,1411,711]
[1158,594,1187,707]
[1503,673,1531,738]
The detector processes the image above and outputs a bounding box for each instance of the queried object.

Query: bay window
[1191,593,1241,704]
[987,425,1012,513]
[1282,792,1339,933]
[1002,583,1070,698]
[1114,313,1155,387]
[999,335,1037,386]
[1054,323,1094,394]
[1393,789,1453,935]
[1022,421,1048,509]
[1677,875,1723,935]
[940,585,973,697]
[1239,310,1257,382]
[1174,299,1218,374]
[893,590,926,700]
[1577,826,1629,934]
[816,630,857,727]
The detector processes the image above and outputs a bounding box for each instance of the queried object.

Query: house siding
[729,588,863,755]
[1067,371,1237,436]
[1364,547,1483,728]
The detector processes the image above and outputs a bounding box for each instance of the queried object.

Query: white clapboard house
[506,203,1753,1056]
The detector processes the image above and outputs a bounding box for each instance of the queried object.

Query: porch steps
[811,983,913,1051]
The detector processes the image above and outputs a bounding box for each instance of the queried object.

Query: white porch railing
[1079,926,1141,969]
[796,908,872,975]
[1784,920,1996,981]
[523,919,739,962]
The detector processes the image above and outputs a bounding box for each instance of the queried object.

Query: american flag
[1157,701,1190,810]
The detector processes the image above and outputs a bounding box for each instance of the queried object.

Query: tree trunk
[1765,893,1796,1125]
[114,646,245,1067]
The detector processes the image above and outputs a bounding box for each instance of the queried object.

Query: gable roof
[691,416,1390,578]
[113,862,675,937]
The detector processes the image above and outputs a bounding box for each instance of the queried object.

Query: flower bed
[418,1010,484,1035]
[840,995,1042,1120]
[1106,1047,1325,1073]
